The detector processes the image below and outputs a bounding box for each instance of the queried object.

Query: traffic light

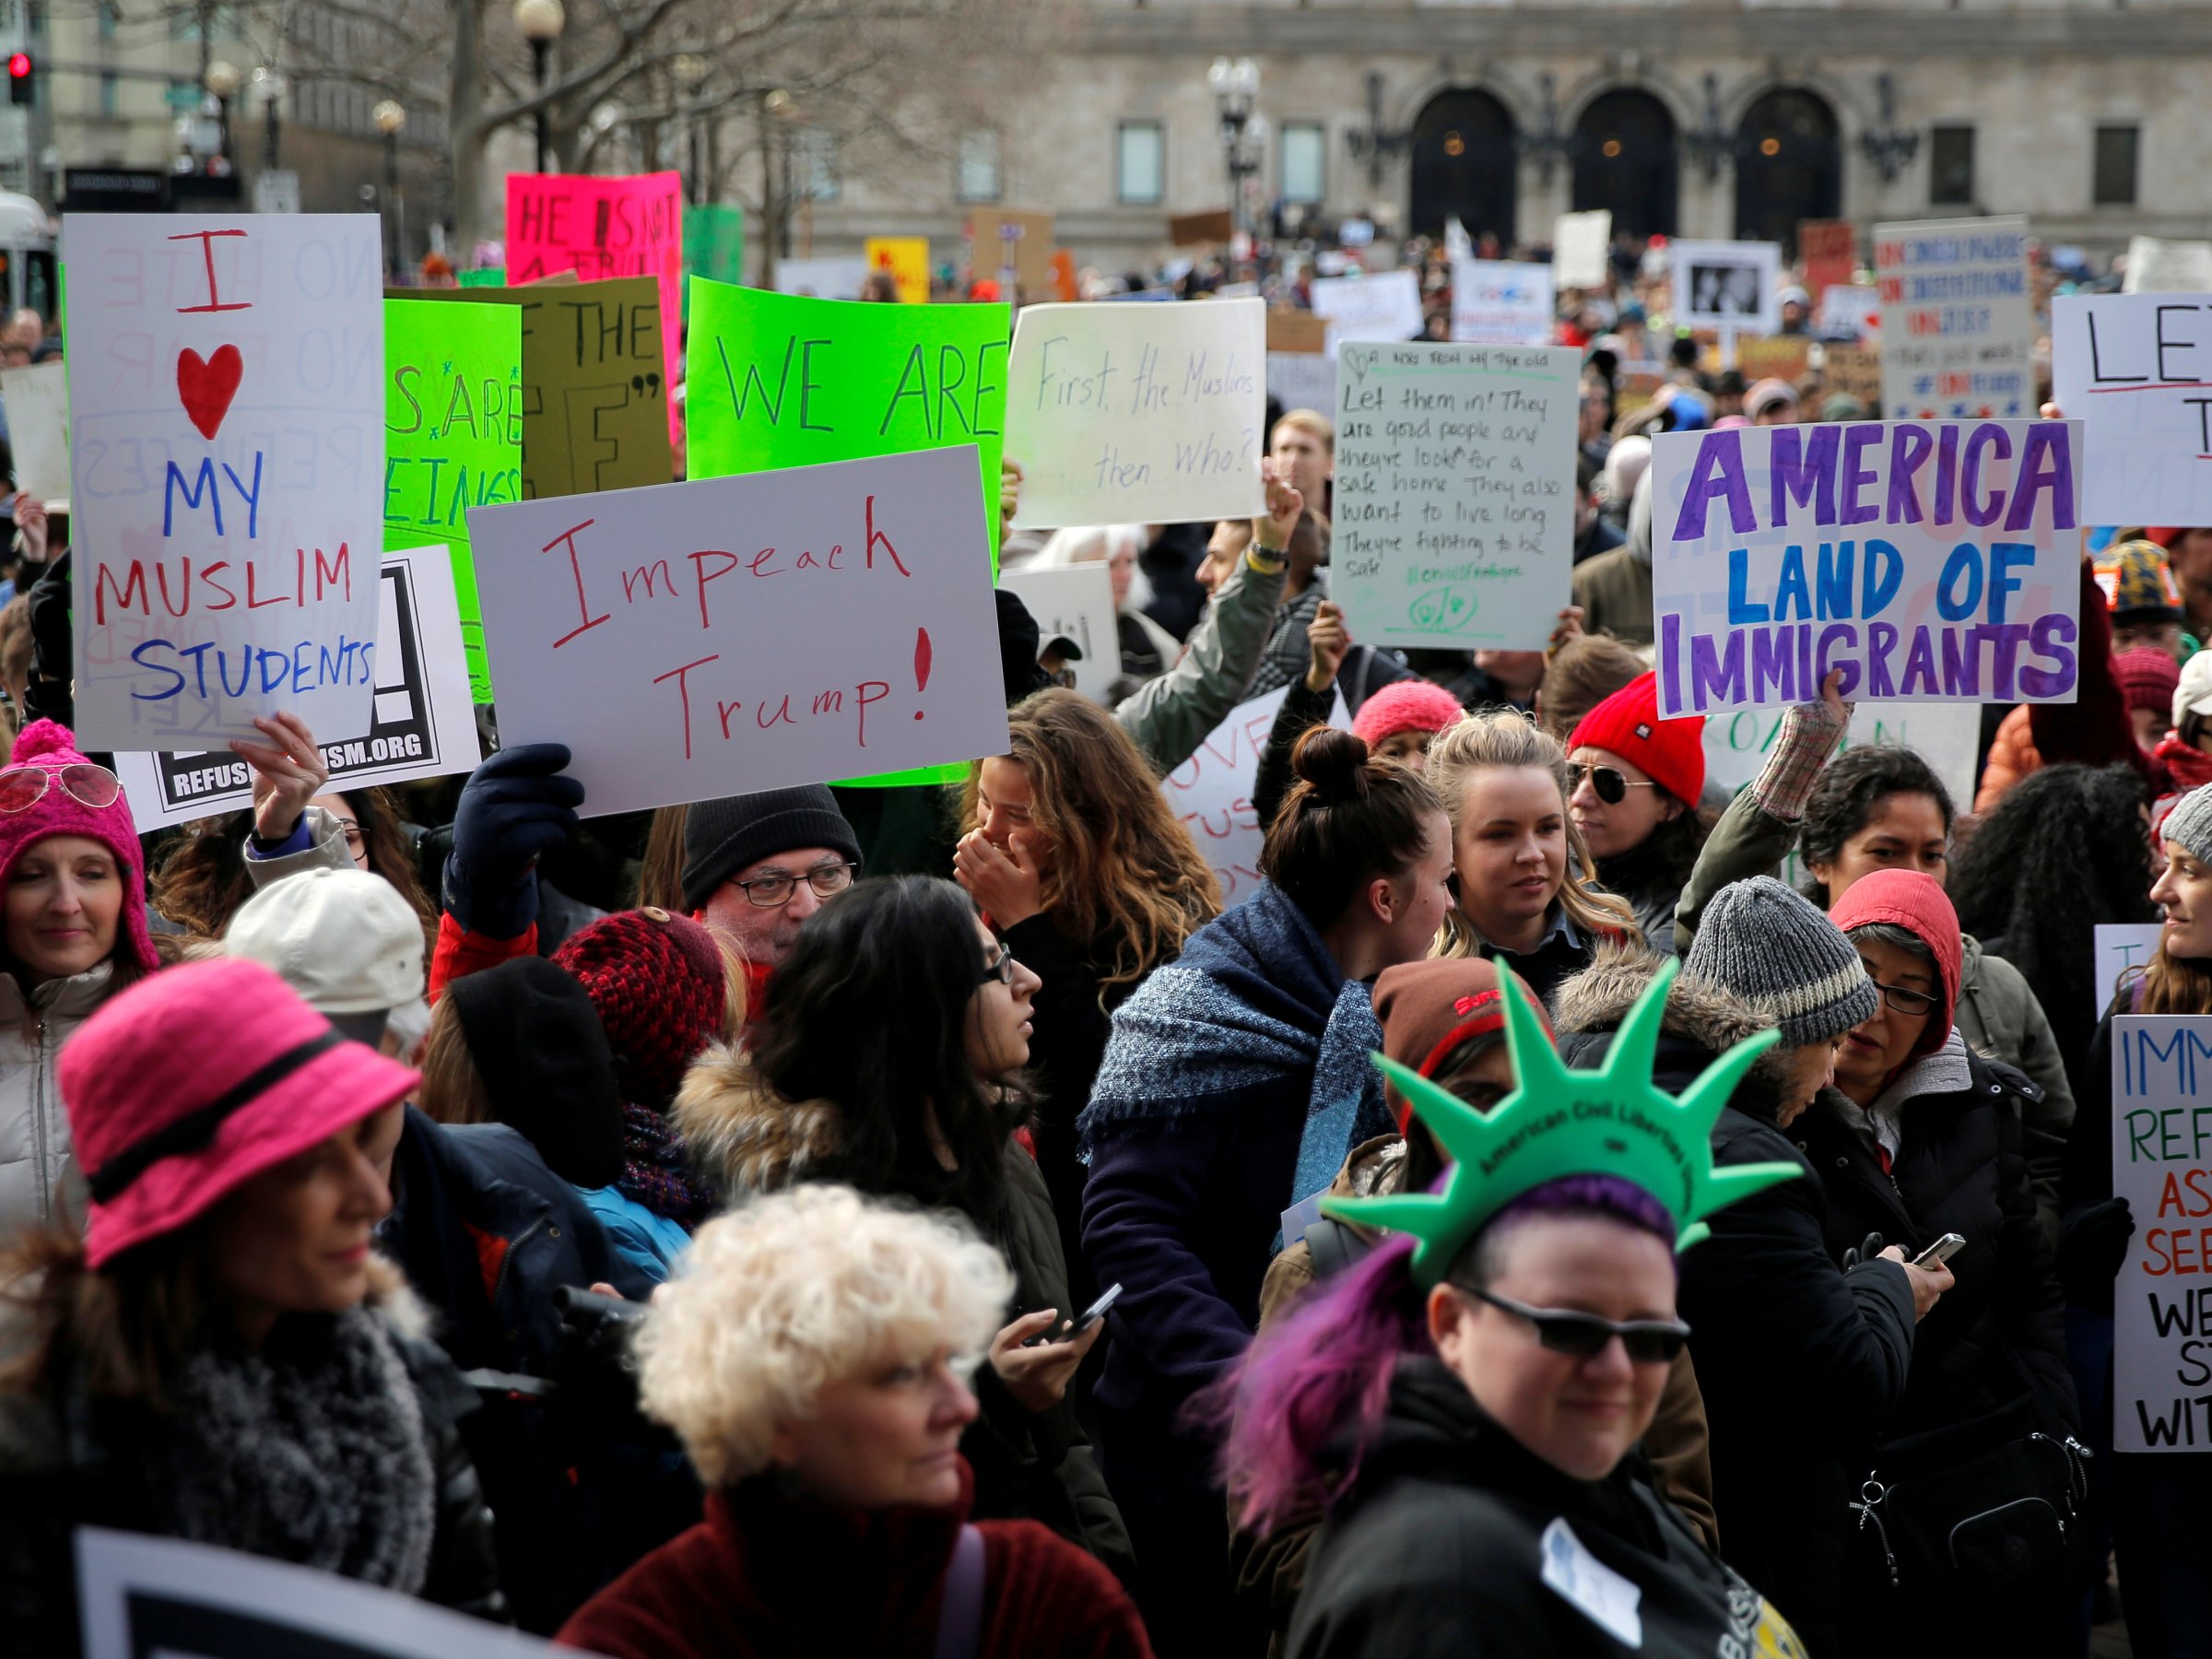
[6,53,31,109]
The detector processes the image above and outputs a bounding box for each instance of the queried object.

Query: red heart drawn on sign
[176,345,243,441]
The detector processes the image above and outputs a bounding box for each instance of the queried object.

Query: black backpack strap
[1305,1217,1373,1281]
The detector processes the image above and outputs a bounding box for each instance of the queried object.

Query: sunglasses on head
[1459,1284,1690,1364]
[1566,763,1658,806]
[0,762,122,815]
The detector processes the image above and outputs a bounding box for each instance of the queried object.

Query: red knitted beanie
[553,908,728,1109]
[1566,672,1707,806]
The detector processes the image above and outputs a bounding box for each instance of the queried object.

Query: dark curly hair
[1797,745,1956,909]
[1948,763,2156,1065]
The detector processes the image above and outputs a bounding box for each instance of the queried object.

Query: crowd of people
[0,215,2204,1659]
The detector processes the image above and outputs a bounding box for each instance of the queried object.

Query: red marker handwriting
[171,229,252,313]
[913,627,931,719]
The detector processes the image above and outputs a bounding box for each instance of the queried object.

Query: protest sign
[1444,217,1474,265]
[115,545,481,830]
[965,208,1053,291]
[507,171,683,441]
[1874,216,2032,419]
[685,278,1007,557]
[1701,700,1979,806]
[865,236,931,304]
[383,298,523,701]
[2111,1016,2212,1452]
[1819,286,1881,341]
[1650,418,2083,718]
[1823,344,1884,409]
[467,446,1006,818]
[78,1527,568,1659]
[1310,269,1424,357]
[1801,218,1857,299]
[2095,923,2164,1020]
[2,359,68,506]
[66,214,384,751]
[682,203,745,288]
[1160,682,1347,908]
[1735,335,1813,385]
[1449,259,1555,346]
[418,275,672,502]
[999,562,1118,703]
[1553,210,1613,290]
[1171,209,1235,245]
[1670,240,1783,335]
[1267,352,1335,420]
[457,267,506,288]
[1004,296,1265,530]
[2124,236,2212,296]
[1265,310,1329,355]
[1332,342,1577,650]
[773,256,870,300]
[2052,293,2212,526]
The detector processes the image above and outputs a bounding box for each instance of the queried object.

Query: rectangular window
[957,130,1001,204]
[98,71,116,119]
[1281,122,1324,206]
[794,127,838,202]
[1118,121,1164,206]
[1928,125,1974,206]
[2095,124,2139,206]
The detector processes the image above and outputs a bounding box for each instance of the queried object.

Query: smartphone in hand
[1022,1283,1124,1347]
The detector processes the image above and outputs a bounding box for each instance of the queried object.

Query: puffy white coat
[0,962,116,1236]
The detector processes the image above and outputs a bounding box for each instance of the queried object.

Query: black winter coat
[1553,947,1917,1657]
[1288,1357,1802,1659]
[1794,1044,2077,1442]
[0,1267,504,1653]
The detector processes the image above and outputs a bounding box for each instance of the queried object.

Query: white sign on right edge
[2052,293,2212,526]
[2111,1016,2212,1453]
[0,360,68,507]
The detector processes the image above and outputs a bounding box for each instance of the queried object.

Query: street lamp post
[374,100,406,282]
[674,53,709,205]
[1206,55,1263,235]
[513,0,565,173]
[251,65,288,173]
[203,58,240,170]
[765,88,797,260]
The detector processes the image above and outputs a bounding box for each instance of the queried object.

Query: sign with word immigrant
[66,214,384,751]
[1161,682,1347,909]
[1333,342,1578,650]
[1669,240,1783,335]
[114,544,481,830]
[1650,419,2083,718]
[1005,296,1265,530]
[467,446,1006,818]
[419,276,673,502]
[1309,269,1424,357]
[383,299,523,702]
[685,278,1008,559]
[506,171,683,440]
[2112,1016,2212,1453]
[1449,259,1555,346]
[2,359,69,507]
[2094,924,2164,1020]
[2052,293,2212,526]
[1873,216,2032,419]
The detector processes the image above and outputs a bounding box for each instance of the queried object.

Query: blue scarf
[1077,880,1392,1211]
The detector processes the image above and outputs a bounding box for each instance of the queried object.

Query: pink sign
[506,171,684,438]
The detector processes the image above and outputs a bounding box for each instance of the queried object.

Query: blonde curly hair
[636,1185,1014,1486]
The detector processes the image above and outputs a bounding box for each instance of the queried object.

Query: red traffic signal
[6,53,30,108]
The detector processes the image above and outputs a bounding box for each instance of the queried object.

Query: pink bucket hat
[63,957,419,1268]
[0,719,158,974]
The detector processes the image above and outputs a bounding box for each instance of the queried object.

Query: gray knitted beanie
[1684,876,1879,1045]
[2164,784,2212,867]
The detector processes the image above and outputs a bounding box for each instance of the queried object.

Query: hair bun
[1290,726,1371,803]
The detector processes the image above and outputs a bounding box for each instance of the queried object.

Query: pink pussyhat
[0,720,159,974]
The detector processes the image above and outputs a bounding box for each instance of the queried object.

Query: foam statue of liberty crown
[1324,959,1803,1288]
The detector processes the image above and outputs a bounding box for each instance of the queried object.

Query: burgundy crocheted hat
[553,907,728,1109]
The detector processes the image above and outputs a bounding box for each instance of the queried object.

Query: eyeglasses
[330,816,365,850]
[978,945,1020,988]
[1566,763,1658,807]
[1457,1285,1691,1365]
[732,861,859,909]
[0,762,122,815]
[1858,962,1939,1018]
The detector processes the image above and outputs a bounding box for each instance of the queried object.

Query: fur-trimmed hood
[1550,940,1797,1121]
[672,1042,842,1195]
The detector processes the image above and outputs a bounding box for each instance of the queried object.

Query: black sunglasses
[1566,762,1658,807]
[1459,1285,1690,1364]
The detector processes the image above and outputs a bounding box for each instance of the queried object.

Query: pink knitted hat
[1352,680,1467,750]
[0,720,158,974]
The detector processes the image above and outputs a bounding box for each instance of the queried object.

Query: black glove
[1842,1231,1887,1271]
[21,548,71,726]
[440,743,584,939]
[2057,1196,2135,1306]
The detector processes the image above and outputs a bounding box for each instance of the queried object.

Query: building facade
[801,0,2212,271]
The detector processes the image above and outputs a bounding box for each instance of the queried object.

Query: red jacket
[555,1461,1152,1659]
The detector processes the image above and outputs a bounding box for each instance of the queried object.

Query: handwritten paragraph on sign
[1332,343,1577,650]
[67,214,384,750]
[1651,419,2081,717]
[466,446,1006,818]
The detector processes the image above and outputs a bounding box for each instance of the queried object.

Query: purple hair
[1206,1173,1675,1538]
